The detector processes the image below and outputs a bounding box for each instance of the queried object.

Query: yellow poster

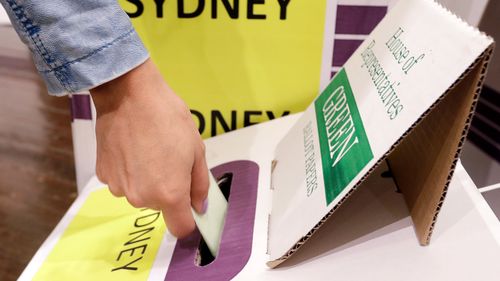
[34,188,166,281]
[119,0,327,137]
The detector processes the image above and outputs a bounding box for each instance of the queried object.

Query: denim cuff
[39,29,149,96]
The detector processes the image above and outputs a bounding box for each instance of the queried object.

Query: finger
[96,158,125,197]
[108,184,125,197]
[107,179,125,197]
[95,154,107,184]
[125,189,148,208]
[161,186,196,238]
[190,142,209,214]
[95,144,121,196]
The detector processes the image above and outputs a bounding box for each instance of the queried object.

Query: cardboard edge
[267,160,278,255]
[270,160,278,191]
[431,0,493,43]
[266,259,285,268]
[266,44,495,268]
[391,43,496,246]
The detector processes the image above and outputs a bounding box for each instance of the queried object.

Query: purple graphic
[69,94,92,121]
[335,5,387,35]
[332,39,364,67]
[165,160,259,281]
[331,5,388,78]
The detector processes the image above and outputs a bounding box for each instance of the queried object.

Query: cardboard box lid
[268,0,494,267]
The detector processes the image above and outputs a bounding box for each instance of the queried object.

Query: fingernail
[201,198,208,214]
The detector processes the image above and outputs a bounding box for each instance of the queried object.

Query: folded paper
[192,172,228,257]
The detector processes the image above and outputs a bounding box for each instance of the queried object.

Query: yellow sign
[119,0,327,137]
[34,188,166,281]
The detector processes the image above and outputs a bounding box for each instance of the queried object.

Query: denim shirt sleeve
[0,0,149,96]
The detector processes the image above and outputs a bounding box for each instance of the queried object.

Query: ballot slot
[166,160,259,280]
[217,173,233,201]
[196,173,233,266]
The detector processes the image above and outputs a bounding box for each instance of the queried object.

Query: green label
[315,68,373,205]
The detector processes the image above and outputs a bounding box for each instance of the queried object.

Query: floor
[0,26,77,280]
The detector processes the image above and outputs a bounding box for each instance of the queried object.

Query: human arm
[0,0,208,237]
[0,0,148,95]
[90,59,209,237]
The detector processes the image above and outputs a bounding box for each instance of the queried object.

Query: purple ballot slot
[165,160,259,281]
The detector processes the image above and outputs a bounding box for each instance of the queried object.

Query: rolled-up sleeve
[0,0,149,95]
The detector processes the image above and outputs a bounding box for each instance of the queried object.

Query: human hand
[90,59,209,238]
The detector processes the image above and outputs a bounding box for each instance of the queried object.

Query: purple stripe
[335,5,387,35]
[70,94,92,120]
[330,71,337,79]
[165,160,259,281]
[332,39,363,67]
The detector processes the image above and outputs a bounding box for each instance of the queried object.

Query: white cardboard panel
[71,119,97,193]
[269,0,493,260]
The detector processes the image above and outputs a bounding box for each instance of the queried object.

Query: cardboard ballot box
[20,115,500,281]
[21,0,500,280]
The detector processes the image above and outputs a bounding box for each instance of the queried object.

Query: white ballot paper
[191,173,228,257]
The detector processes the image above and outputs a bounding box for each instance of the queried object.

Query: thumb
[190,143,209,214]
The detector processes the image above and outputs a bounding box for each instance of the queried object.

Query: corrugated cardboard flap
[267,0,495,268]
[387,44,495,245]
[267,44,494,268]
